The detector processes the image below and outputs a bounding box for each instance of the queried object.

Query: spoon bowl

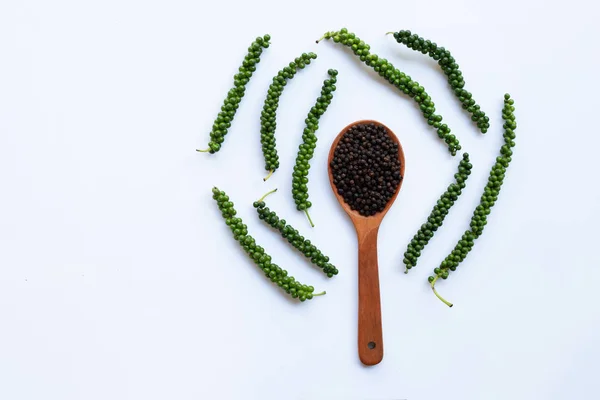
[327,120,405,366]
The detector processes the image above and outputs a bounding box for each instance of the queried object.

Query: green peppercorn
[254,189,339,277]
[429,94,517,307]
[291,69,339,226]
[262,53,318,181]
[402,153,473,272]
[197,35,271,154]
[212,187,325,301]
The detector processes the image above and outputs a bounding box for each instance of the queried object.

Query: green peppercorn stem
[197,35,271,154]
[403,153,472,273]
[387,30,490,134]
[430,275,453,307]
[292,69,339,226]
[258,188,278,202]
[212,186,323,301]
[261,52,318,179]
[317,28,461,156]
[253,190,339,278]
[429,94,517,307]
[263,170,274,182]
[304,210,315,228]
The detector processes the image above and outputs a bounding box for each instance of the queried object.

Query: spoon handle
[357,226,384,366]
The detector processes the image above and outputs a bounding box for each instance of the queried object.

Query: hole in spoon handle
[357,227,384,366]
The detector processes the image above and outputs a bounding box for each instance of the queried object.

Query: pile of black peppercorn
[330,123,402,216]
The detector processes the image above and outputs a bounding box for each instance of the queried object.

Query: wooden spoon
[327,120,405,366]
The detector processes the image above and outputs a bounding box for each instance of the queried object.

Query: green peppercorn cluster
[198,35,271,154]
[390,30,490,134]
[212,187,324,301]
[403,153,472,272]
[253,189,339,277]
[429,94,516,307]
[318,28,461,155]
[292,69,339,226]
[261,52,318,180]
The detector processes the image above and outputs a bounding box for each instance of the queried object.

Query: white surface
[1,0,599,399]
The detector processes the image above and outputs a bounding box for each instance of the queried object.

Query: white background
[1,0,599,399]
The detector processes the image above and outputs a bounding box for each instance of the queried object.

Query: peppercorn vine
[317,28,461,156]
[387,30,490,133]
[429,94,517,307]
[212,187,325,301]
[261,52,318,181]
[403,153,472,273]
[197,35,271,154]
[292,69,339,226]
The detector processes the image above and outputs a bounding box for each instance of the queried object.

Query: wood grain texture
[327,120,405,366]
